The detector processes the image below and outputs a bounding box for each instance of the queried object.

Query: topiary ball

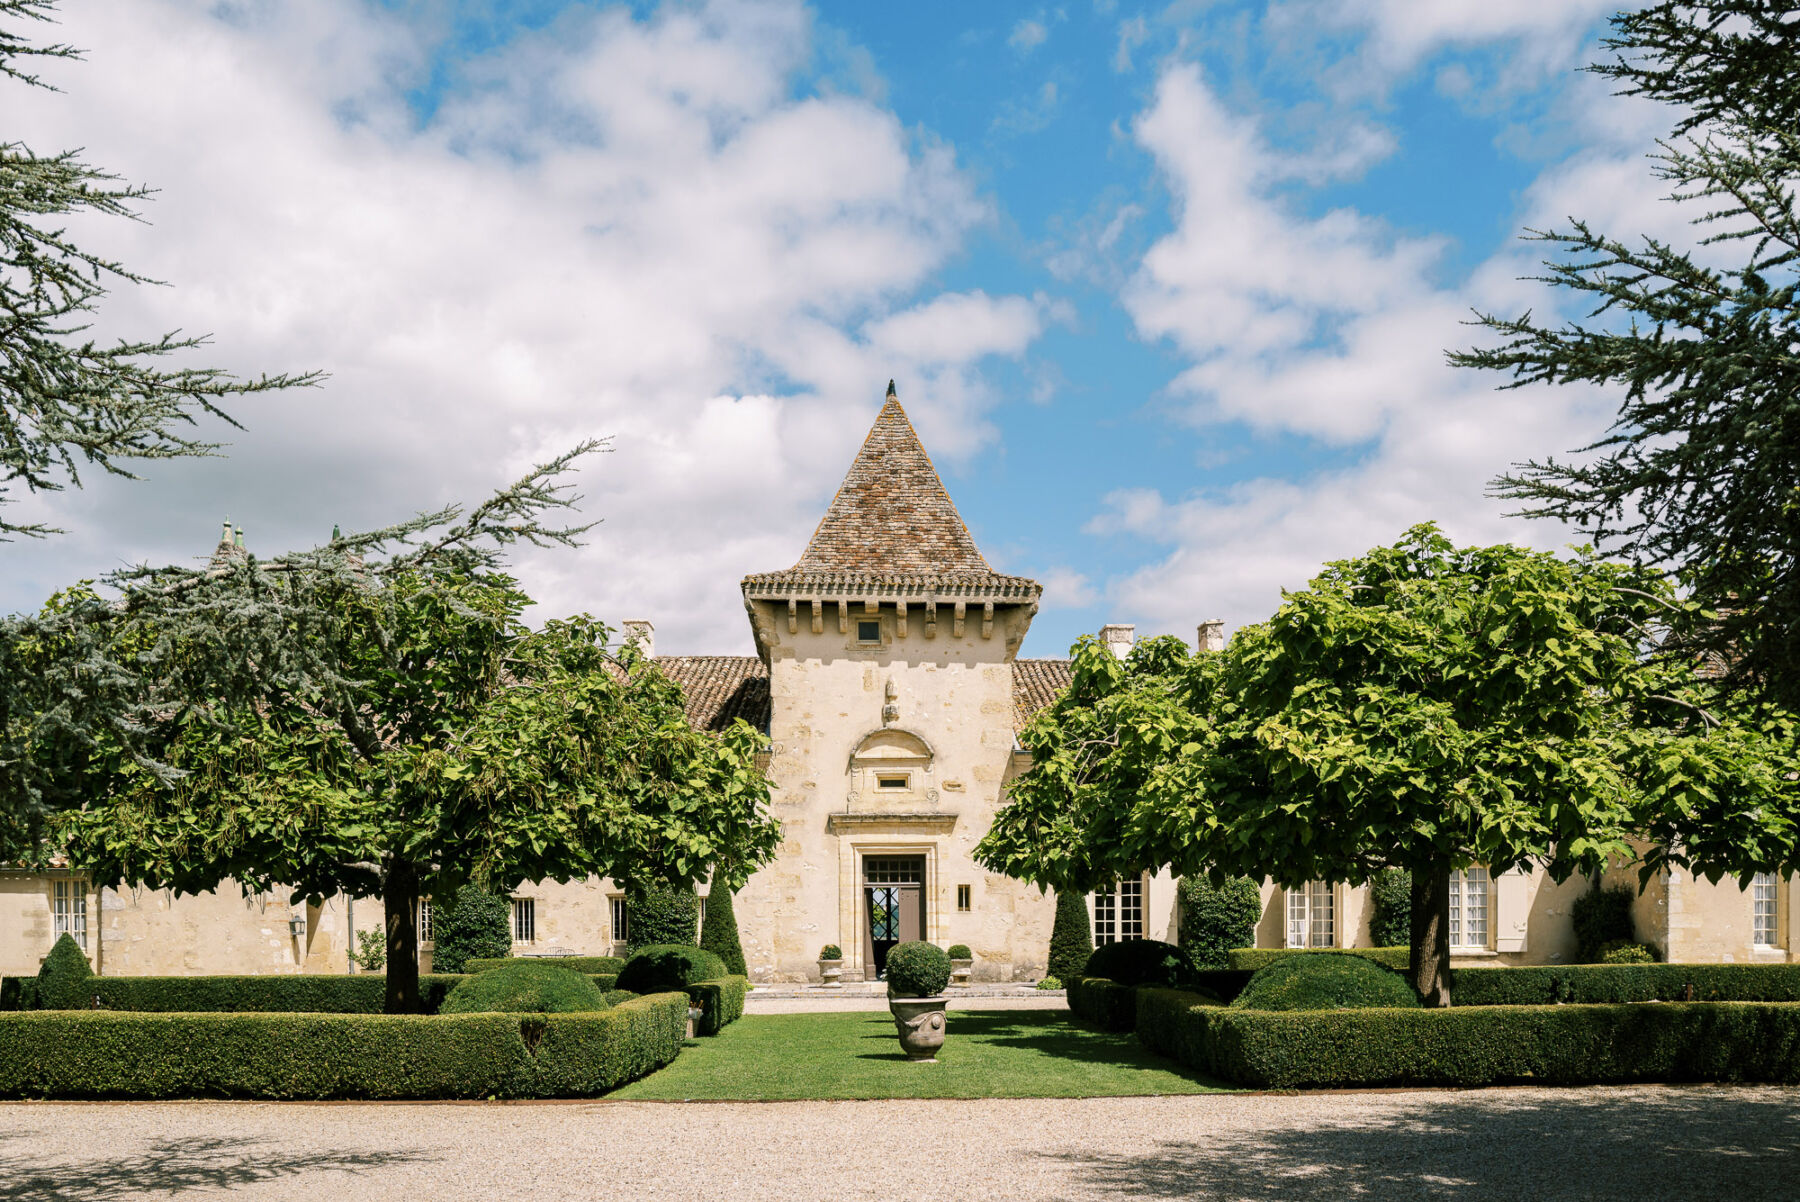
[1230,952,1421,1012]
[439,961,607,1014]
[36,932,93,1010]
[615,945,729,995]
[947,944,972,960]
[885,941,951,997]
[1081,939,1195,988]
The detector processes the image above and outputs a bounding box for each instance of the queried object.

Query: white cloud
[1101,59,1678,639]
[3,0,1047,653]
[1268,0,1620,79]
[1009,19,1049,53]
[1113,16,1149,72]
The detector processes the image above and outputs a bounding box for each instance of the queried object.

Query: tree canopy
[56,564,778,1011]
[1452,1,1800,712]
[1,0,316,539]
[977,525,1798,1003]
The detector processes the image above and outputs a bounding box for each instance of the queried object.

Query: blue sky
[6,0,1671,656]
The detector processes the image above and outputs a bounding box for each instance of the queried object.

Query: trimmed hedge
[1135,994,1800,1088]
[1452,963,1800,1006]
[1231,953,1420,1012]
[1228,947,1410,972]
[0,992,689,1099]
[616,946,728,996]
[1067,977,1140,1031]
[0,973,622,1014]
[1083,939,1194,988]
[441,962,607,1014]
[686,975,749,1035]
[465,956,624,975]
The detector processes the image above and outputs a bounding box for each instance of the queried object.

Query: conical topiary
[699,881,748,977]
[37,932,93,1010]
[1047,889,1093,984]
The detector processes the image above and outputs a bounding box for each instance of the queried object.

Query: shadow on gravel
[0,1134,436,1201]
[1039,1087,1800,1199]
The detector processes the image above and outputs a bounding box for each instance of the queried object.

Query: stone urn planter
[948,945,973,988]
[884,941,954,1062]
[889,995,948,1061]
[818,944,844,989]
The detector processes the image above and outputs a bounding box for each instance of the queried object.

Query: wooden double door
[864,856,926,980]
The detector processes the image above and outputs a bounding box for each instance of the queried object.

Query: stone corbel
[810,599,823,635]
[896,600,908,639]
[837,600,849,635]
[865,599,879,616]
[952,601,966,638]
[787,598,798,634]
[925,600,937,638]
[982,601,994,639]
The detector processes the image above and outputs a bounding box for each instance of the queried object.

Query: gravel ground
[5,1086,1797,1200]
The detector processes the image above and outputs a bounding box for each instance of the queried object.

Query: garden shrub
[0,978,38,1012]
[1177,876,1261,969]
[884,942,951,997]
[1601,941,1658,964]
[1066,977,1138,1031]
[947,944,972,960]
[819,944,842,960]
[686,975,749,1035]
[37,934,93,1010]
[466,956,623,975]
[615,945,728,996]
[1037,976,1062,990]
[1137,999,1800,1089]
[1083,939,1194,988]
[0,992,691,1099]
[1187,969,1255,1004]
[1136,987,1226,1065]
[1367,868,1413,949]
[427,885,513,974]
[1228,947,1411,972]
[626,882,699,948]
[600,989,638,1008]
[84,974,463,1014]
[1232,952,1420,1012]
[440,962,606,1015]
[1451,963,1800,1006]
[352,930,386,972]
[1571,886,1637,962]
[1047,891,1093,985]
[699,884,748,977]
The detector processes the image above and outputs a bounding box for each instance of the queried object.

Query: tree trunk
[383,859,421,1015]
[1409,861,1452,1007]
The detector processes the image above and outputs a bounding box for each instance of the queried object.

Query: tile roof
[790,384,997,579]
[655,656,771,733]
[1012,657,1072,734]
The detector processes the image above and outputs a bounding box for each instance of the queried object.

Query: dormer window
[877,774,908,790]
[858,620,881,643]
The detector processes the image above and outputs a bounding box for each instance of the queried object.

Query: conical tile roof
[793,383,991,576]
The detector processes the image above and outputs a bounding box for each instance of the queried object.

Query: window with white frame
[1092,878,1145,945]
[51,879,87,951]
[1753,873,1779,948]
[418,900,433,943]
[1449,867,1490,949]
[1286,882,1334,948]
[609,896,628,947]
[512,898,536,943]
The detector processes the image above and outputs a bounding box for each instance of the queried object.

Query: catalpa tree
[58,565,779,1013]
[977,526,1800,1004]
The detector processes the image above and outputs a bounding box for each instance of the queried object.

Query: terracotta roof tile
[655,656,770,734]
[1012,657,1072,734]
[792,385,995,578]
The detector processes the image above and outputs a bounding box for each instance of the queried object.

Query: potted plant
[818,944,844,988]
[885,941,952,1061]
[947,944,973,987]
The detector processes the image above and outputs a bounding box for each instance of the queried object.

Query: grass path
[611,1008,1230,1101]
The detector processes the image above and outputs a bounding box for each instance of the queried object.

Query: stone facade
[0,384,1792,980]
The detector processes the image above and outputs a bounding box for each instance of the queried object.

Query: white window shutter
[1494,867,1530,953]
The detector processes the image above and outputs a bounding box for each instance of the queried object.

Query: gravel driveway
[5,1086,1797,1200]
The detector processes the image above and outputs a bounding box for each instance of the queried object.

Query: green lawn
[610,1008,1231,1100]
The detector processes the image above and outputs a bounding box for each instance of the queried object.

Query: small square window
[957,884,972,912]
[857,619,881,642]
[877,774,908,790]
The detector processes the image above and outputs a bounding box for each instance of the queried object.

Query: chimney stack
[622,619,655,660]
[1197,619,1225,653]
[1099,623,1136,660]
